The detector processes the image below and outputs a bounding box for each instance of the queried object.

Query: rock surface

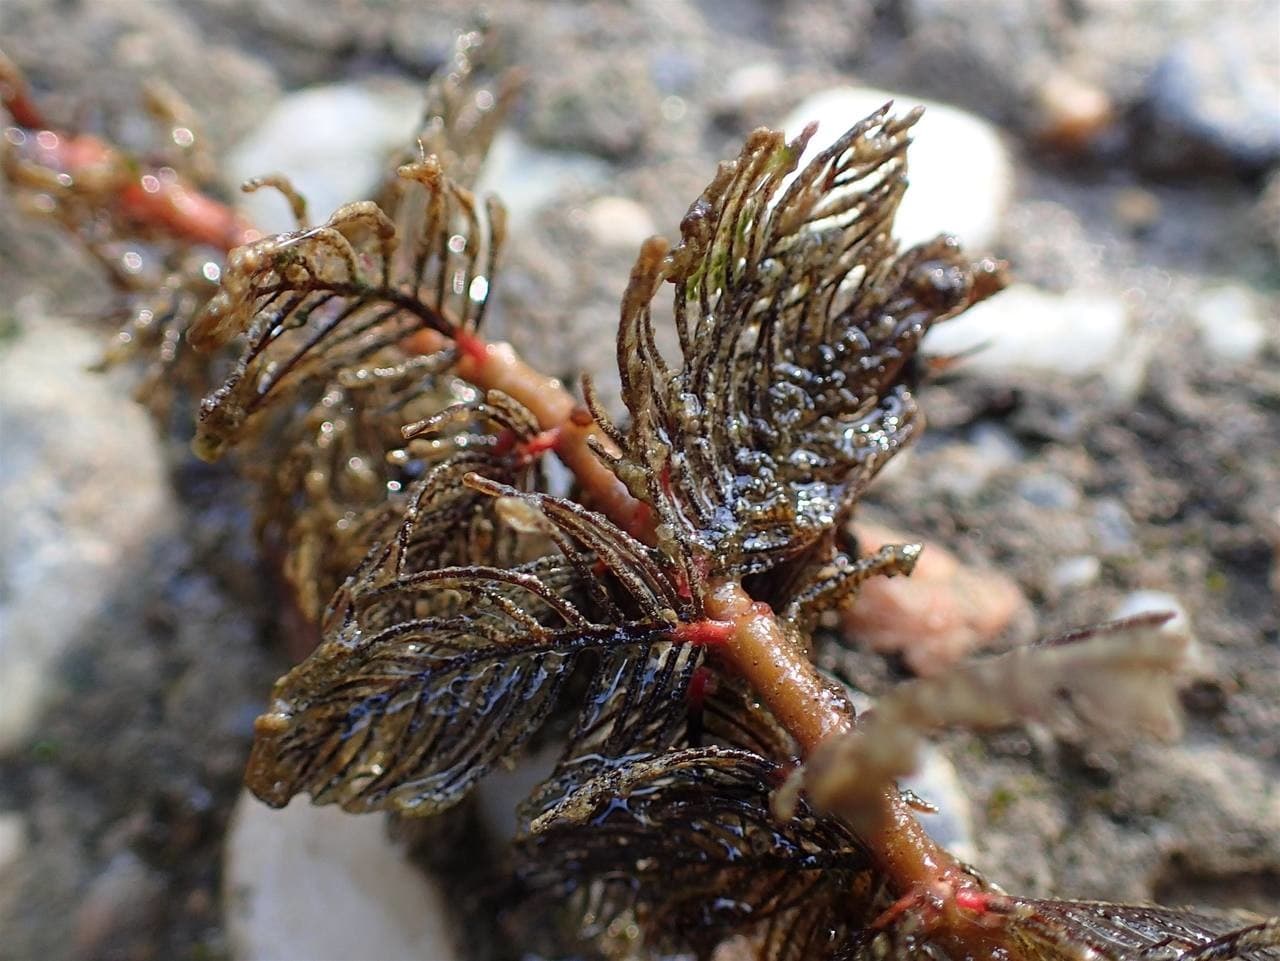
[1134,22,1280,176]
[0,311,175,754]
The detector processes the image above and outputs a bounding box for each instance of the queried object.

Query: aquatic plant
[3,36,1277,961]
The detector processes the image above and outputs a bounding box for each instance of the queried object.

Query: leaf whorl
[179,54,515,622]
[188,172,504,461]
[246,468,706,818]
[1002,900,1280,961]
[608,108,1006,584]
[520,747,880,961]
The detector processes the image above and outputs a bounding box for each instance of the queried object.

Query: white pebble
[579,195,657,250]
[782,87,1012,251]
[1048,555,1101,594]
[1191,283,1269,363]
[722,63,785,109]
[227,81,425,234]
[224,792,458,961]
[476,131,608,232]
[923,284,1137,393]
[0,812,26,878]
[930,423,1023,500]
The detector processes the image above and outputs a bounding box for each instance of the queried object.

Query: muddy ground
[0,1,1277,959]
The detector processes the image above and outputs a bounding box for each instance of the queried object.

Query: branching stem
[701,577,976,906]
[404,326,649,538]
[400,322,976,905]
[5,54,981,919]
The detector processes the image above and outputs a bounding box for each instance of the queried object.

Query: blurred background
[0,1,1277,958]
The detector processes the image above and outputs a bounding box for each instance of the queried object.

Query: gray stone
[72,851,166,958]
[0,310,175,754]
[1135,22,1280,176]
[901,746,975,864]
[1017,472,1081,511]
[929,423,1024,501]
[1092,499,1138,557]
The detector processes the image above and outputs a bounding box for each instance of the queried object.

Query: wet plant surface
[0,2,1278,960]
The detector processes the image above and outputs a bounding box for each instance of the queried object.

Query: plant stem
[702,580,852,750]
[414,329,649,537]
[700,577,975,901]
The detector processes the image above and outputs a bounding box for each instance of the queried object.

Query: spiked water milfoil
[3,37,1277,961]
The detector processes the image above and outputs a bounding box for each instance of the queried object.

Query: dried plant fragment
[187,176,503,458]
[180,76,510,621]
[784,614,1189,827]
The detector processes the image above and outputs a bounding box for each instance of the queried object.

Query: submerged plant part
[3,38,1278,961]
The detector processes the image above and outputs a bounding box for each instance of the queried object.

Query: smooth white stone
[782,86,1013,251]
[722,62,785,109]
[0,812,25,878]
[1191,283,1269,363]
[475,130,609,232]
[1048,555,1102,594]
[224,792,458,961]
[922,284,1133,386]
[579,195,658,250]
